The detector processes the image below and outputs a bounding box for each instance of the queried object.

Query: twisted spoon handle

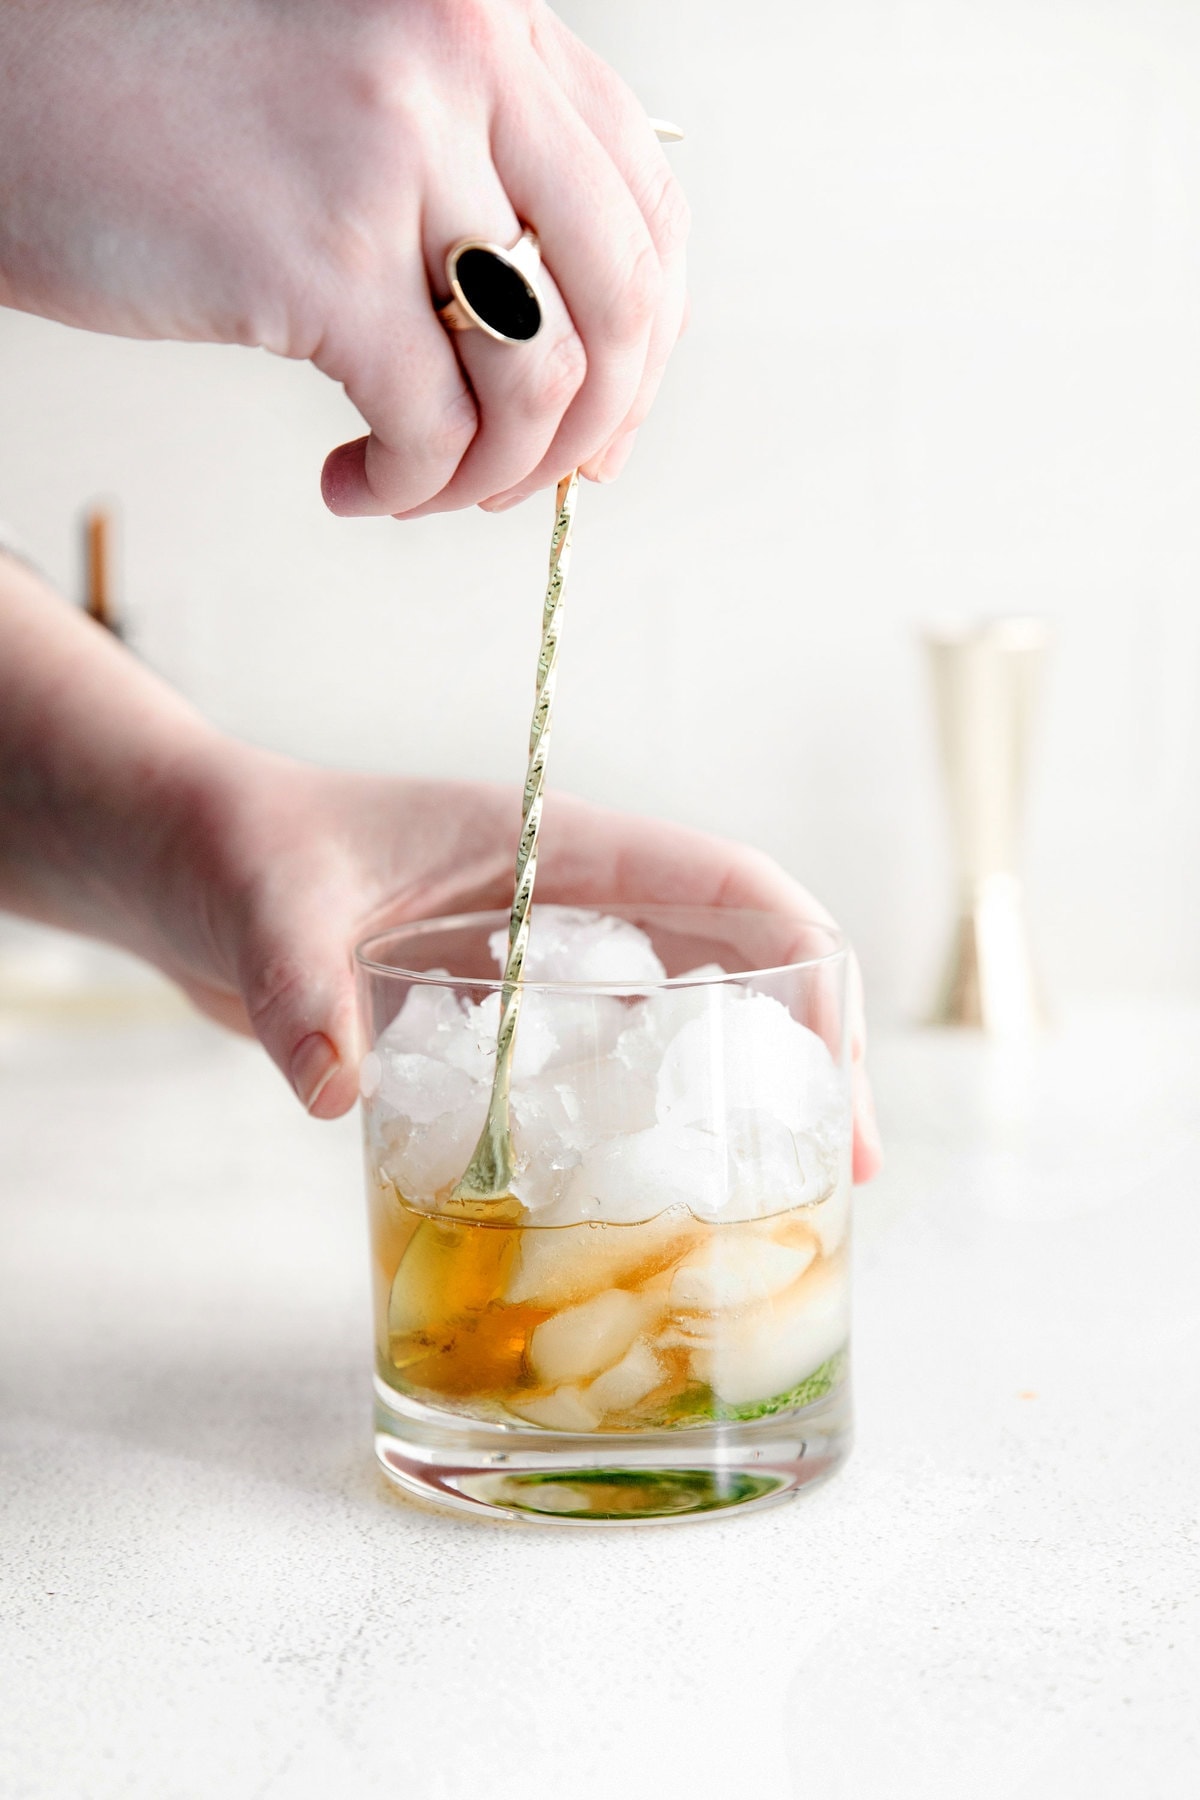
[450,470,579,1205]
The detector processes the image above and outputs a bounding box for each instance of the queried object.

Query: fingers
[534,795,883,1180]
[852,1058,884,1182]
[219,764,884,1174]
[317,255,480,519]
[173,973,254,1038]
[320,27,687,519]
[392,194,588,520]
[533,796,829,918]
[846,953,883,1181]
[530,13,689,486]
[474,84,665,510]
[235,911,361,1121]
[587,427,640,486]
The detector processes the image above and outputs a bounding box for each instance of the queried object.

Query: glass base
[374,1377,852,1525]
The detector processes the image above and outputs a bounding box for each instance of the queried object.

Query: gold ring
[437,227,543,343]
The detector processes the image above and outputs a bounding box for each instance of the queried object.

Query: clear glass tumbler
[356,904,853,1524]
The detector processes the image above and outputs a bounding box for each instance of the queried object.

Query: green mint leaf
[711,1350,848,1421]
[656,1350,848,1427]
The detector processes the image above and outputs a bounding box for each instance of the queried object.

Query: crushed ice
[487,906,668,986]
[369,906,849,1222]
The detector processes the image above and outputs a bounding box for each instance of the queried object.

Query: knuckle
[444,0,513,52]
[350,1,510,110]
[369,388,477,496]
[431,386,480,464]
[641,168,692,259]
[519,331,587,419]
[241,946,311,1040]
[606,239,662,344]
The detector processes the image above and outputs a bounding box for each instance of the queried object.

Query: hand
[0,0,687,516]
[0,557,879,1181]
[154,750,882,1183]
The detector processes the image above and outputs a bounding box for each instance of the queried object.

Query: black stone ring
[437,228,543,343]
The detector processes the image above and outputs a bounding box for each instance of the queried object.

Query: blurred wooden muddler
[83,504,121,637]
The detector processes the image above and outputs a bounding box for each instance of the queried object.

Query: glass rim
[353,902,848,995]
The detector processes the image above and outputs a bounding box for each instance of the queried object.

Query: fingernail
[290,1032,339,1113]
[321,441,376,516]
[479,491,528,514]
[595,429,638,483]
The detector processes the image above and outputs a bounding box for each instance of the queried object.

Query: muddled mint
[483,1466,785,1519]
[662,1350,847,1426]
[714,1350,848,1420]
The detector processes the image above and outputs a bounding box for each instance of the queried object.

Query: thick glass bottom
[374,1376,852,1524]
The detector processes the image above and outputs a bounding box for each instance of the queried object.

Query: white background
[2,0,1199,1021]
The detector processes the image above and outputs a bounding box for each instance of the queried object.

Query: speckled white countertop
[2,1000,1198,1799]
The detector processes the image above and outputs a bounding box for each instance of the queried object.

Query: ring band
[437,227,543,343]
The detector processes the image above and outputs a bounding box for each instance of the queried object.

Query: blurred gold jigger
[924,616,1050,1035]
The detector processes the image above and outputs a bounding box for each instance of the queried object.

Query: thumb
[236,918,362,1121]
[315,299,477,518]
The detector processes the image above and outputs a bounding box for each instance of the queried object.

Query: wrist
[59,711,240,971]
[138,729,282,980]
[0,559,209,947]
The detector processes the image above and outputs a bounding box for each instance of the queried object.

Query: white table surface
[2,1000,1198,1799]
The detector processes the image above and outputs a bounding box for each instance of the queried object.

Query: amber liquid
[369,1172,849,1433]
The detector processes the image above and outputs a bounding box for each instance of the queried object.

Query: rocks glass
[356,905,853,1524]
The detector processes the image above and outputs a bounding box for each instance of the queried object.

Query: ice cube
[691,1260,849,1406]
[613,970,729,1080]
[545,993,628,1066]
[379,1083,489,1203]
[378,976,498,1087]
[515,1052,656,1162]
[706,1109,842,1223]
[557,1122,729,1225]
[466,991,557,1080]
[505,1208,703,1309]
[570,1054,658,1143]
[372,1011,493,1200]
[805,1163,852,1257]
[678,963,734,984]
[507,991,628,1075]
[657,991,843,1137]
[489,906,667,985]
[380,976,462,1057]
[528,1288,646,1386]
[376,1051,477,1125]
[587,1340,664,1415]
[508,1386,601,1432]
[669,1233,816,1315]
[508,1080,585,1212]
[512,1073,586,1156]
[614,1000,684,1080]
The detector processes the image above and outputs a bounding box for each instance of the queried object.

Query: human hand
[0,0,687,516]
[0,557,878,1182]
[153,751,882,1183]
